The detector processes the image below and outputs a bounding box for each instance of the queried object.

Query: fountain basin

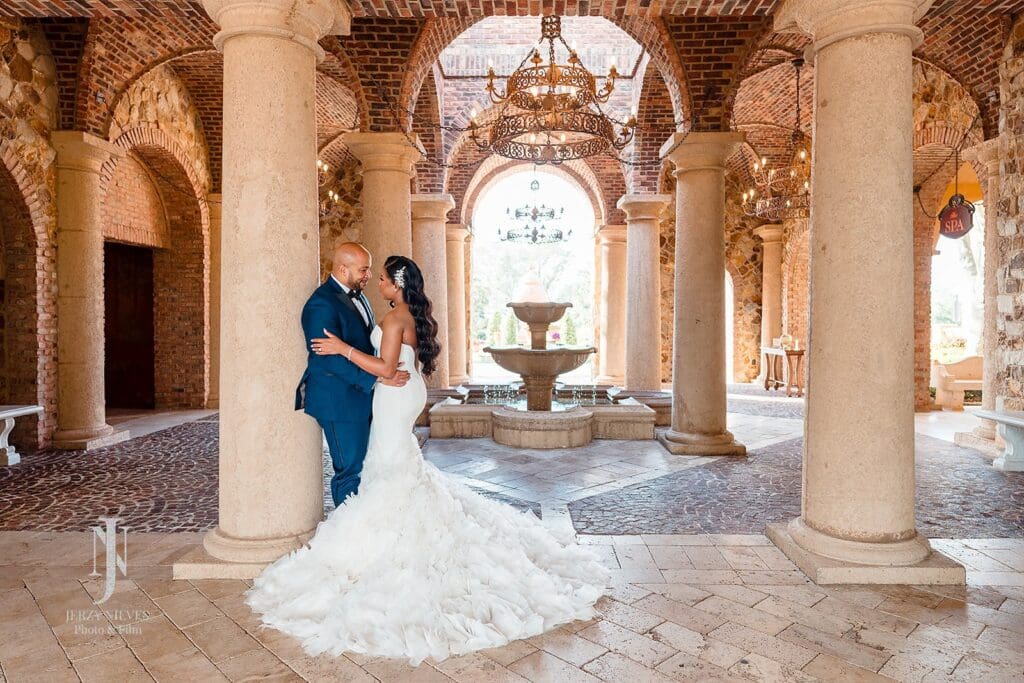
[507,301,572,325]
[483,346,596,410]
[492,406,593,448]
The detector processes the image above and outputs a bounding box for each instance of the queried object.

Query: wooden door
[104,242,155,409]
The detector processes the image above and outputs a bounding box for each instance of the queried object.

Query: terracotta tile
[508,651,601,682]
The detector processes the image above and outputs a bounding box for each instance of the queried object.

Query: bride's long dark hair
[385,255,442,376]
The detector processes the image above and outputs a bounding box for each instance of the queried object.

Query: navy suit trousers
[321,418,372,506]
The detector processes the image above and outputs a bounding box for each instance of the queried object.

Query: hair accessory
[393,266,407,289]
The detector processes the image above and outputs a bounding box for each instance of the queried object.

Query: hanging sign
[938,194,975,239]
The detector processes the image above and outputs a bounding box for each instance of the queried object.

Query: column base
[953,430,1002,458]
[767,519,964,585]
[175,526,314,578]
[52,424,129,451]
[658,428,745,456]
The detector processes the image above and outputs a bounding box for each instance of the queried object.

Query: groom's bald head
[333,242,372,290]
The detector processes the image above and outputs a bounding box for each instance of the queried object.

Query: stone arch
[102,126,210,409]
[0,141,58,448]
[462,159,606,228]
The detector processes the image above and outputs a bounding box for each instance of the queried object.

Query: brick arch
[399,17,482,132]
[103,126,210,409]
[320,37,371,133]
[0,142,58,448]
[630,56,677,193]
[77,13,218,137]
[462,159,606,228]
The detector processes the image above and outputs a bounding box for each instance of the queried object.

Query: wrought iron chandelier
[469,16,637,165]
[317,158,339,217]
[499,174,572,244]
[741,58,811,221]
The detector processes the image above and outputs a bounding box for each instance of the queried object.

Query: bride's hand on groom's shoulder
[378,363,410,387]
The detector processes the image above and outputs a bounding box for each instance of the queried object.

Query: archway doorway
[470,168,597,383]
[104,243,156,409]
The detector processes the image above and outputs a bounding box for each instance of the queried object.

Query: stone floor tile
[998,598,1024,614]
[738,569,813,585]
[821,586,890,609]
[707,622,817,669]
[595,597,665,634]
[752,545,800,571]
[123,614,201,665]
[72,645,152,682]
[605,581,652,605]
[525,630,608,667]
[432,651,530,682]
[612,543,657,572]
[641,534,712,546]
[967,571,1024,587]
[757,584,829,607]
[802,653,896,682]
[607,567,665,584]
[648,621,746,669]
[778,623,892,672]
[877,653,937,681]
[682,546,730,570]
[692,594,792,636]
[576,620,677,667]
[812,597,918,636]
[938,601,1024,635]
[154,588,223,629]
[479,640,537,667]
[718,546,771,571]
[632,593,727,635]
[136,579,193,600]
[215,648,301,682]
[655,651,743,681]
[508,650,601,682]
[728,651,820,682]
[947,654,1022,682]
[190,579,250,601]
[661,569,741,584]
[640,582,713,606]
[754,595,858,635]
[184,615,262,663]
[648,546,694,570]
[697,583,769,607]
[581,652,675,682]
[707,534,772,546]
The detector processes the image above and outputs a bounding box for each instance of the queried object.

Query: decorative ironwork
[741,58,811,221]
[499,173,571,244]
[469,15,636,165]
[317,158,339,218]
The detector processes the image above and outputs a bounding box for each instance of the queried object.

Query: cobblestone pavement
[569,435,1024,537]
[2,530,1023,682]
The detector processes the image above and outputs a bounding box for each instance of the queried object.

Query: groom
[295,242,408,506]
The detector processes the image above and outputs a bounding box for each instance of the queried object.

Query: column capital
[52,131,124,174]
[753,223,785,243]
[345,132,424,178]
[597,224,627,244]
[660,132,745,174]
[617,194,670,222]
[774,0,932,53]
[203,0,350,58]
[446,223,470,242]
[411,193,455,221]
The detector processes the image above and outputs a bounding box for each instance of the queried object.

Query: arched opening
[725,270,735,382]
[469,167,597,383]
[102,138,208,412]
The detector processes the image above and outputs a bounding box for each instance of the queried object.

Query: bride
[245,254,608,665]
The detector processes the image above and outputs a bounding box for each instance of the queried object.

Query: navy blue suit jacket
[295,277,377,423]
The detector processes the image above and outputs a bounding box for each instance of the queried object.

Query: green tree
[505,313,518,345]
[488,311,502,345]
[564,313,577,345]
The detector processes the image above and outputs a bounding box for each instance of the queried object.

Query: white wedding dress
[246,326,608,665]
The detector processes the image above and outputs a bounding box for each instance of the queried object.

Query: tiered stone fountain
[428,276,656,448]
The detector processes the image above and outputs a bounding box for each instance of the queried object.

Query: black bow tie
[346,289,362,299]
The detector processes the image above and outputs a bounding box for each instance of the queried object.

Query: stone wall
[319,154,364,279]
[0,19,58,447]
[658,169,763,384]
[781,217,808,386]
[995,18,1024,411]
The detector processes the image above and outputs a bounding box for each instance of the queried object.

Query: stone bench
[976,409,1024,472]
[932,356,982,411]
[1,405,43,467]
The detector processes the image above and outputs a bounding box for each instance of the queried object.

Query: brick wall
[102,154,168,247]
[781,217,807,385]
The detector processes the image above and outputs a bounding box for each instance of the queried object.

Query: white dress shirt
[333,275,370,327]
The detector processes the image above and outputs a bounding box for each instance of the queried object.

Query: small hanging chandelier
[741,58,811,221]
[499,173,572,244]
[469,16,636,165]
[317,158,339,218]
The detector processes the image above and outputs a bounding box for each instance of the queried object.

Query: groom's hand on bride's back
[378,363,410,387]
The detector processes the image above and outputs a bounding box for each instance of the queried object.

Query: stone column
[595,224,627,385]
[180,0,351,576]
[617,195,669,391]
[754,224,784,358]
[207,193,222,409]
[446,224,470,385]
[659,134,746,456]
[411,194,454,388]
[767,0,962,584]
[345,132,424,319]
[51,131,129,451]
